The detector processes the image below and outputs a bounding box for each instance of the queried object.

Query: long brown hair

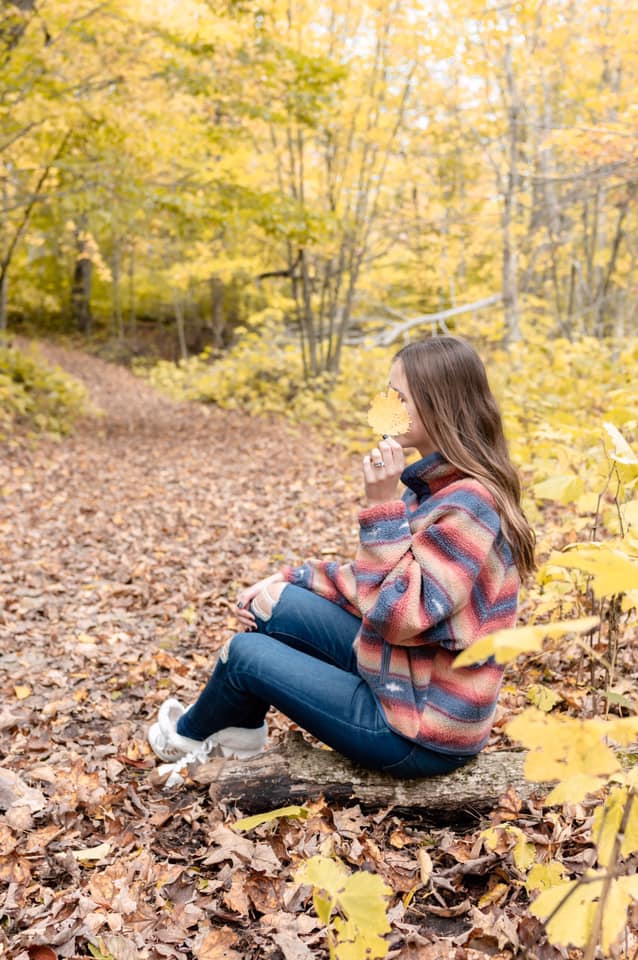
[395,336,536,578]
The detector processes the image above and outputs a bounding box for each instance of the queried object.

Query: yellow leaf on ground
[232,805,308,832]
[526,860,567,893]
[14,685,31,700]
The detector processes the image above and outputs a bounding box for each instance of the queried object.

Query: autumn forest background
[2,1,638,959]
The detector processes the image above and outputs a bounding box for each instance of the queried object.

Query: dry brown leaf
[192,926,243,960]
[223,873,251,915]
[27,947,57,960]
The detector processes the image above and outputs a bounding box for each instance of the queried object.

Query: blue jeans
[178,585,469,778]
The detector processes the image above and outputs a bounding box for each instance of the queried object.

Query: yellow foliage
[526,860,567,893]
[453,616,599,668]
[549,543,638,599]
[506,709,623,791]
[295,855,391,960]
[533,475,585,504]
[530,871,603,949]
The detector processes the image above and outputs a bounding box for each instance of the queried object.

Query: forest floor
[0,343,633,960]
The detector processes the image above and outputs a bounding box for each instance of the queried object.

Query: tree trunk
[210,276,225,349]
[0,266,7,333]
[192,733,538,821]
[111,240,123,341]
[501,42,521,344]
[71,218,93,334]
[128,241,136,341]
[174,299,188,361]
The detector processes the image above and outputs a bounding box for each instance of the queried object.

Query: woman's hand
[363,437,405,507]
[236,572,285,631]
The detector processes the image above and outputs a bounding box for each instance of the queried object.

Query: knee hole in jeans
[250,581,287,622]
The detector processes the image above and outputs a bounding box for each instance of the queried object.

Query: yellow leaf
[622,794,638,858]
[338,870,392,933]
[14,685,31,700]
[313,891,333,926]
[295,855,348,897]
[533,474,585,504]
[478,882,508,908]
[333,922,389,960]
[453,616,599,667]
[506,710,620,785]
[593,787,626,867]
[621,499,638,531]
[531,873,603,948]
[603,422,638,465]
[550,545,638,598]
[367,389,410,437]
[526,860,567,893]
[602,878,635,953]
[527,683,562,712]
[546,774,607,805]
[513,832,536,872]
[233,805,308,832]
[603,719,638,750]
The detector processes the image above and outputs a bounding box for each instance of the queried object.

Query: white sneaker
[148,698,268,787]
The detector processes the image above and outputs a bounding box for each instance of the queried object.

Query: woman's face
[388,359,435,457]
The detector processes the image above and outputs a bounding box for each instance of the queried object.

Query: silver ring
[373,460,384,468]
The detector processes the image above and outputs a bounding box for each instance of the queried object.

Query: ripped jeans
[177,584,469,777]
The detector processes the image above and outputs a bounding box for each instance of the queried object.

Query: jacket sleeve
[281,559,361,617]
[354,488,501,645]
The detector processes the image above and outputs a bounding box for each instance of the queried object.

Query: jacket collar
[401,451,464,498]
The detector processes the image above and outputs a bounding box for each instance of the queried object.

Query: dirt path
[0,344,370,958]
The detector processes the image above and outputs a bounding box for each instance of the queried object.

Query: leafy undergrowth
[1,341,637,959]
[0,341,89,438]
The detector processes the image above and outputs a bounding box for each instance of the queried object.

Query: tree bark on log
[194,733,541,820]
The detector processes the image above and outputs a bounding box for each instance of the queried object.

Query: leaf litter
[1,343,637,959]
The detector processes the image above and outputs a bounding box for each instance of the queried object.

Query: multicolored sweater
[283,452,520,756]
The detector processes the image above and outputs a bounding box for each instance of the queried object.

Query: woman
[148,336,535,786]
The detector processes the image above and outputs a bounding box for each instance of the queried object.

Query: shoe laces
[158,738,216,789]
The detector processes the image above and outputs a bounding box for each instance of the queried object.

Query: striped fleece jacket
[283,452,520,756]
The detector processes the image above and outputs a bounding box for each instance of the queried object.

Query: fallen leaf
[192,926,242,960]
[72,841,111,862]
[28,948,57,960]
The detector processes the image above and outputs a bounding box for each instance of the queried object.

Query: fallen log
[194,733,542,819]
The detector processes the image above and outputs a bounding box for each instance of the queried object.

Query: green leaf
[232,804,308,832]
